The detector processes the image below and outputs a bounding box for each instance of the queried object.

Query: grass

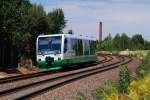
[91,51,150,100]
[128,50,150,58]
[76,92,87,100]
[92,81,118,100]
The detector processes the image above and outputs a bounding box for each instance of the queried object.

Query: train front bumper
[37,60,64,71]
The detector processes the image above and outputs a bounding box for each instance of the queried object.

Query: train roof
[38,34,97,41]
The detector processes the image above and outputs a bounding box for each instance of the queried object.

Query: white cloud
[31,0,150,40]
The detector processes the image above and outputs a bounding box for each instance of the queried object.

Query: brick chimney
[99,22,102,41]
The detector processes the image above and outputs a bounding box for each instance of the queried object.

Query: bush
[127,75,150,100]
[91,52,150,99]
[118,66,131,93]
[136,51,150,79]
[102,75,150,100]
[92,81,117,100]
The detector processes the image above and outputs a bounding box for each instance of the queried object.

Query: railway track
[0,55,132,100]
[0,55,112,93]
[0,54,111,84]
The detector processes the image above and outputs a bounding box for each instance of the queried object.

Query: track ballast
[0,55,132,100]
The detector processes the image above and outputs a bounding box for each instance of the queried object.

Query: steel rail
[0,55,132,99]
[17,56,132,100]
[0,55,112,95]
[0,55,111,84]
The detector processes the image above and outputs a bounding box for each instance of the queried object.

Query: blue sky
[30,0,150,40]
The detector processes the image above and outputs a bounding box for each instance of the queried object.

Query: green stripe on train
[37,55,97,71]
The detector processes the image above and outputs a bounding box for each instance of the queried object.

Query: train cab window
[38,36,62,55]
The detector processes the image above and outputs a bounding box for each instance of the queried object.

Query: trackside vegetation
[136,52,150,79]
[128,50,150,58]
[97,33,150,51]
[118,66,130,94]
[91,52,150,100]
[0,0,66,64]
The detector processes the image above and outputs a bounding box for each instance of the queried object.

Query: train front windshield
[38,36,62,55]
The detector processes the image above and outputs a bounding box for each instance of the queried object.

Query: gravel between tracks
[31,57,141,100]
[0,56,134,100]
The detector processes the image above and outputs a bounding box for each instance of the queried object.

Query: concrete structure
[99,22,102,41]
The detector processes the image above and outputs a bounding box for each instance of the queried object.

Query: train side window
[83,40,90,55]
[77,39,83,56]
[90,41,96,55]
[64,38,78,56]
[71,39,78,56]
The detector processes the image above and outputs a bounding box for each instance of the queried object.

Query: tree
[144,41,150,50]
[131,34,144,50]
[0,0,33,68]
[26,4,49,61]
[96,33,149,51]
[105,34,113,51]
[120,33,130,50]
[113,34,121,50]
[0,0,68,66]
[47,8,66,34]
[27,4,47,34]
[0,0,31,48]
[97,34,113,51]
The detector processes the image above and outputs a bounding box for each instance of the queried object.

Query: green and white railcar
[36,34,97,71]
